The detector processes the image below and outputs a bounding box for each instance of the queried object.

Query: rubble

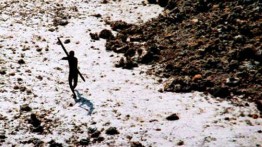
[105,0,261,101]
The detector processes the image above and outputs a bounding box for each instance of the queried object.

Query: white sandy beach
[0,0,261,146]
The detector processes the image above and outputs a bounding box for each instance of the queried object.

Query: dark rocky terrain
[104,0,261,103]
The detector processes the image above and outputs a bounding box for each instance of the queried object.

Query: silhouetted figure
[61,50,78,98]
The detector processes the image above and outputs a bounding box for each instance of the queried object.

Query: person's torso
[68,57,78,73]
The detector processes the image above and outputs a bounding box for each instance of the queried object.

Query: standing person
[61,50,78,98]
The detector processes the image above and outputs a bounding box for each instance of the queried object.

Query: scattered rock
[79,138,90,145]
[192,74,202,81]
[147,0,157,4]
[0,129,6,142]
[105,127,119,135]
[99,29,114,40]
[165,0,177,10]
[115,57,125,68]
[13,85,19,90]
[22,138,44,146]
[88,127,97,134]
[64,39,70,44]
[92,136,105,143]
[20,104,32,112]
[101,0,108,4]
[225,77,240,86]
[110,20,133,31]
[90,13,102,18]
[251,114,259,119]
[90,33,100,40]
[53,17,69,26]
[36,75,43,81]
[91,130,101,138]
[18,59,25,64]
[0,69,6,75]
[36,48,42,52]
[20,86,27,92]
[177,140,184,146]
[115,57,138,69]
[158,0,169,7]
[48,27,56,32]
[166,113,179,121]
[149,119,158,122]
[49,140,63,147]
[9,72,15,76]
[212,87,230,98]
[29,113,43,133]
[256,100,262,113]
[131,141,145,147]
[163,77,175,91]
[26,89,32,94]
[158,88,164,93]
[140,51,155,64]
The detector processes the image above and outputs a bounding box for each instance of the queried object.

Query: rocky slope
[105,0,261,102]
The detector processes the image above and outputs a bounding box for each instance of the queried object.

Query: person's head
[69,51,74,57]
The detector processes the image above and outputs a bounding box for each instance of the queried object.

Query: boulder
[20,104,32,112]
[18,59,25,64]
[212,87,230,98]
[158,0,169,7]
[256,100,262,113]
[131,141,145,147]
[147,0,157,4]
[48,140,63,147]
[99,29,114,40]
[105,127,119,135]
[166,113,179,121]
[79,138,90,145]
[90,33,100,40]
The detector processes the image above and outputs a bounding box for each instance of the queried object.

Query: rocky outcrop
[104,0,261,101]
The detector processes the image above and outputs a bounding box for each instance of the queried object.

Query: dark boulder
[212,87,230,98]
[0,130,6,142]
[99,29,114,40]
[79,138,90,145]
[256,100,262,113]
[49,140,63,147]
[105,127,119,135]
[90,33,100,40]
[110,20,133,31]
[131,141,145,147]
[64,39,70,44]
[91,130,101,138]
[147,0,157,4]
[140,51,154,64]
[20,104,32,112]
[165,0,177,10]
[166,113,179,121]
[18,59,25,64]
[29,113,43,133]
[158,0,169,7]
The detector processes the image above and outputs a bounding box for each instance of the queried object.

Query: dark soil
[104,0,261,102]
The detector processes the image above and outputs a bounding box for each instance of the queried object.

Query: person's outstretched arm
[61,57,69,60]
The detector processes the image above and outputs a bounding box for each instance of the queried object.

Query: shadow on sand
[75,90,94,115]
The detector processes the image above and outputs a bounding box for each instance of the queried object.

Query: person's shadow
[75,90,94,115]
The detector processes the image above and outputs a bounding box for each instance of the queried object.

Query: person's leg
[69,75,76,98]
[73,75,78,89]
